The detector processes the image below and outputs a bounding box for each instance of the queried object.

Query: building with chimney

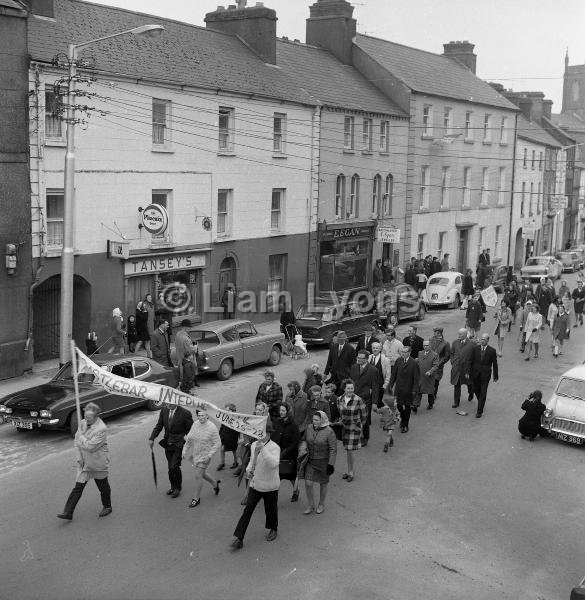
[305,0,518,273]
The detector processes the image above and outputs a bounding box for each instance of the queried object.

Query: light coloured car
[420,271,463,308]
[541,365,585,446]
[520,256,563,282]
[555,251,581,273]
[170,319,284,381]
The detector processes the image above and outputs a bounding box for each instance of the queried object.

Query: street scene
[2,0,585,599]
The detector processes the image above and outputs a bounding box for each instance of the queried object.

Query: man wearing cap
[429,327,451,398]
[174,319,199,392]
[450,328,475,408]
[349,350,379,445]
[416,340,440,409]
[356,324,376,354]
[324,331,356,394]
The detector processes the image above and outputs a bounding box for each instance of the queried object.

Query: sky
[97,0,585,110]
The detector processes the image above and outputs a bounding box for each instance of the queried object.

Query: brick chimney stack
[205,2,278,64]
[443,41,477,74]
[306,0,356,65]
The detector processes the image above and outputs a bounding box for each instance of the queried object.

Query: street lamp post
[59,24,164,366]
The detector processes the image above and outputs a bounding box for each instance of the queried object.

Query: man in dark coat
[389,347,420,433]
[450,328,475,408]
[255,371,283,420]
[405,264,416,287]
[356,324,376,354]
[535,277,556,318]
[402,325,424,359]
[572,280,585,327]
[373,260,383,288]
[324,330,356,394]
[429,327,451,397]
[416,340,440,410]
[148,402,194,498]
[470,333,499,418]
[151,320,171,367]
[349,350,379,446]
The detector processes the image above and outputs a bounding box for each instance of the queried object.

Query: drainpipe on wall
[506,112,519,267]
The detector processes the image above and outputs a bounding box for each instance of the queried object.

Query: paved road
[1,286,584,600]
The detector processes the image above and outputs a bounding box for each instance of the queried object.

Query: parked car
[520,256,563,282]
[295,300,381,345]
[420,271,463,308]
[376,283,426,325]
[171,319,284,381]
[571,576,585,599]
[555,251,582,273]
[541,365,585,446]
[0,355,175,436]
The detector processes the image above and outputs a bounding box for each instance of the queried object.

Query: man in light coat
[429,327,451,397]
[416,340,440,409]
[382,327,404,367]
[369,341,391,407]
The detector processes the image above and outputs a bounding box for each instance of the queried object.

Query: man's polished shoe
[266,529,278,542]
[98,507,112,518]
[57,513,73,521]
[171,489,181,498]
[361,439,368,447]
[229,538,243,551]
[475,412,482,418]
[452,403,459,408]
[166,488,174,496]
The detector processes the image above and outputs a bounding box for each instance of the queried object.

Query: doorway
[457,229,469,273]
[219,256,237,296]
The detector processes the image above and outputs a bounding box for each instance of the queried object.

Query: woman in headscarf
[337,379,366,482]
[182,410,221,508]
[108,307,125,354]
[271,403,300,501]
[57,402,112,520]
[552,303,570,358]
[518,390,547,441]
[300,411,337,515]
[285,381,308,434]
[493,299,512,357]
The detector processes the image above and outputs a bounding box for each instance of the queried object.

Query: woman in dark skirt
[300,410,337,515]
[217,403,239,471]
[518,390,547,441]
[271,403,300,501]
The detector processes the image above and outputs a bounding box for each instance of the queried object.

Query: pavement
[1,295,584,600]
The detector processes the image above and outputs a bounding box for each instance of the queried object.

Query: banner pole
[70,340,82,433]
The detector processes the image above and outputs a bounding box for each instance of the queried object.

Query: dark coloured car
[376,283,426,326]
[555,251,581,273]
[0,355,176,436]
[295,301,381,345]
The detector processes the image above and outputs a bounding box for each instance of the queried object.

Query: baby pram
[283,324,309,359]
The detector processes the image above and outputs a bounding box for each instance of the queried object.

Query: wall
[0,6,33,378]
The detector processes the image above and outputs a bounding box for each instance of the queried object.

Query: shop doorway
[457,229,469,273]
[219,256,237,296]
[33,275,92,361]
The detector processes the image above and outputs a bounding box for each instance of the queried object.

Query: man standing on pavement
[324,331,356,394]
[256,371,283,421]
[151,320,171,367]
[429,327,451,398]
[349,350,379,446]
[389,347,419,433]
[416,340,440,410]
[174,319,199,392]
[402,325,424,359]
[470,333,498,418]
[572,280,585,327]
[369,342,391,407]
[440,253,450,272]
[450,328,475,408]
[149,401,194,498]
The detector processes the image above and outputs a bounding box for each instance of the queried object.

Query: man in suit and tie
[470,333,499,418]
[389,347,420,433]
[148,402,194,497]
[402,325,424,359]
[369,341,391,408]
[429,327,451,398]
[324,330,356,394]
[349,349,380,446]
[356,324,376,354]
[450,328,475,408]
[151,320,171,367]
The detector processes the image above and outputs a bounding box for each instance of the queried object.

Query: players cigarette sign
[141,204,169,235]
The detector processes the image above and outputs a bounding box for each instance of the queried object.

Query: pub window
[335,175,346,219]
[45,91,62,139]
[152,98,171,146]
[267,254,287,311]
[151,190,171,242]
[372,174,382,216]
[218,106,234,152]
[46,190,64,248]
[217,189,232,235]
[319,236,368,292]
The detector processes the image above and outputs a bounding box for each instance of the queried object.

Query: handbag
[278,459,296,477]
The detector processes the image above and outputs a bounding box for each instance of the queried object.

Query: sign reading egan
[141,204,169,235]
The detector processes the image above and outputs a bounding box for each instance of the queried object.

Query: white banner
[480,285,498,307]
[75,349,267,439]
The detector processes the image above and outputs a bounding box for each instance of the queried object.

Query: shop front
[124,250,208,329]
[317,222,374,295]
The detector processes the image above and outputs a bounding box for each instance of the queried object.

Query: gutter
[506,112,519,266]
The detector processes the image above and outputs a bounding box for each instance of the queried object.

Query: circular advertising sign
[141,204,169,235]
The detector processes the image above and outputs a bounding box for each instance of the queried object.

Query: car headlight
[30,411,38,417]
[40,410,51,418]
[0,406,12,414]
[543,408,553,418]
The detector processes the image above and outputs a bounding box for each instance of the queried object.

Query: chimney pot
[443,40,477,74]
[306,0,356,65]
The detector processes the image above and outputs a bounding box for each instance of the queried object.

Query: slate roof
[276,39,407,117]
[27,0,315,106]
[551,112,585,132]
[517,115,561,148]
[354,34,517,111]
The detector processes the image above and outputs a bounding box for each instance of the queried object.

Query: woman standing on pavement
[134,300,152,357]
[494,299,512,357]
[57,402,112,520]
[552,304,570,358]
[271,403,300,502]
[182,410,221,508]
[337,380,366,482]
[524,304,543,361]
[300,411,337,515]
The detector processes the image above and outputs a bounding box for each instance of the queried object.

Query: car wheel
[416,304,426,321]
[216,359,233,381]
[69,411,78,438]
[267,345,282,366]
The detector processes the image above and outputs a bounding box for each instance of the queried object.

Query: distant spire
[565,47,569,71]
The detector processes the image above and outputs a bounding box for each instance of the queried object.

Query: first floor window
[271,189,284,230]
[483,114,491,142]
[218,107,234,151]
[423,105,433,136]
[420,167,429,209]
[498,168,506,205]
[465,111,473,139]
[267,254,287,311]
[372,174,382,215]
[379,120,390,152]
[46,190,64,247]
[335,175,346,219]
[362,118,373,151]
[520,182,526,217]
[344,116,355,150]
[463,167,471,206]
[45,91,62,139]
[537,182,542,214]
[152,98,170,145]
[273,113,286,153]
[383,174,393,215]
[500,117,508,144]
[438,231,446,256]
[481,167,489,205]
[529,182,534,216]
[441,167,450,208]
[217,189,231,234]
[349,175,359,218]
[417,234,425,259]
[495,226,501,257]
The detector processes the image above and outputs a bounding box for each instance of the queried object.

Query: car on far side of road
[541,365,585,446]
[520,256,563,282]
[420,271,463,309]
[0,355,175,436]
[571,575,585,599]
[376,283,426,326]
[555,251,582,273]
[171,319,284,381]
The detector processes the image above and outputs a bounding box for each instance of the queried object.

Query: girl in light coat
[524,304,543,361]
[183,410,221,508]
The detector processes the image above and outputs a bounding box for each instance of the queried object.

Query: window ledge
[464,138,474,144]
[217,151,236,157]
[272,153,287,159]
[461,205,471,210]
[482,140,492,146]
[421,135,434,141]
[45,139,67,147]
[361,150,373,155]
[480,204,490,209]
[45,247,63,258]
[151,146,174,153]
[269,230,286,237]
[215,234,232,242]
[343,149,355,154]
[439,206,450,211]
[499,142,509,147]
[419,207,429,213]
[379,151,390,156]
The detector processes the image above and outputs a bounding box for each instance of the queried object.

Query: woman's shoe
[525,357,530,361]
[383,442,389,452]
[214,480,221,495]
[303,506,314,515]
[342,473,349,479]
[290,490,299,502]
[346,474,354,482]
[315,505,324,514]
[216,463,225,471]
[188,498,201,508]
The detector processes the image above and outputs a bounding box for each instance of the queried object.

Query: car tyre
[267,345,282,366]
[217,359,233,381]
[451,294,461,309]
[69,411,78,438]
[416,304,426,321]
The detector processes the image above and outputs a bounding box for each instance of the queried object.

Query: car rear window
[190,331,221,345]
[556,377,585,401]
[428,277,449,286]
[525,258,546,266]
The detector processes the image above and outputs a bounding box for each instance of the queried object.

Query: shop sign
[141,204,169,235]
[322,225,371,241]
[522,220,537,240]
[124,253,206,276]
[107,240,130,259]
[376,227,401,244]
[550,196,568,210]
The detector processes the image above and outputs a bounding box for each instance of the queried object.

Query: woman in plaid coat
[337,379,367,482]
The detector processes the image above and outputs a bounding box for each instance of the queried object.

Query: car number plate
[431,294,438,300]
[10,419,33,430]
[555,432,584,445]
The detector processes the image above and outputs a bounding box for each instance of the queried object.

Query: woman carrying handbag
[271,403,300,502]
